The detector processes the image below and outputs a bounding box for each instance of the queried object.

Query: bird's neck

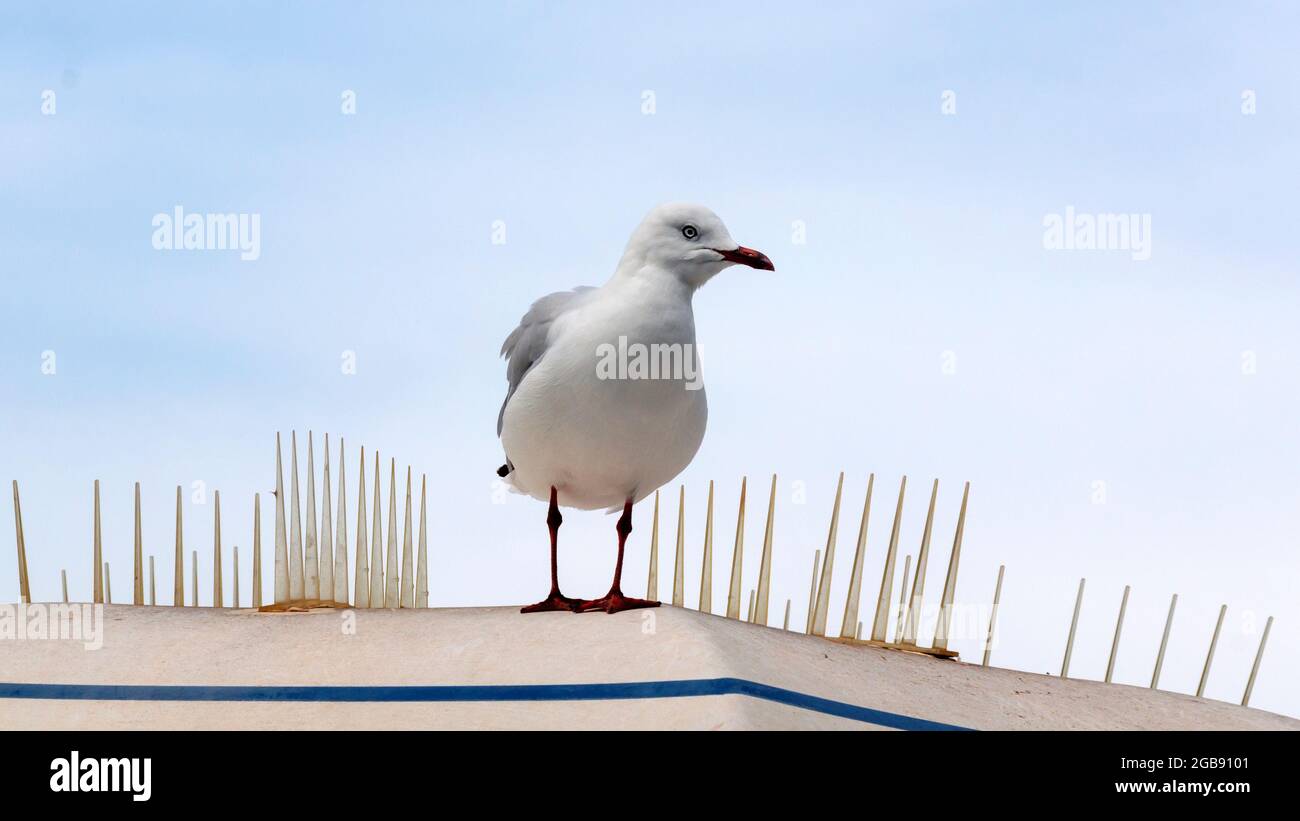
[608,261,698,304]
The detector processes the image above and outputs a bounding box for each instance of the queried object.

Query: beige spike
[1151,594,1177,689]
[319,434,334,604]
[212,490,223,607]
[191,550,198,607]
[805,549,821,634]
[894,554,913,643]
[369,452,384,608]
[811,473,845,636]
[902,479,939,645]
[981,564,1004,667]
[671,486,684,607]
[754,474,777,625]
[232,546,240,608]
[353,447,370,608]
[932,481,970,651]
[252,494,262,607]
[746,589,756,623]
[12,481,30,604]
[273,433,289,604]
[133,482,144,605]
[400,467,414,608]
[698,481,714,613]
[646,490,659,601]
[1105,585,1131,683]
[62,569,68,603]
[93,480,103,604]
[289,432,304,600]
[838,474,875,639]
[855,621,862,640]
[334,441,350,604]
[149,556,156,606]
[1197,604,1227,698]
[103,561,111,604]
[782,599,791,630]
[1242,615,1273,707]
[415,474,428,608]
[304,432,320,600]
[174,486,184,606]
[870,476,907,641]
[385,459,400,608]
[1061,577,1086,677]
[725,477,747,619]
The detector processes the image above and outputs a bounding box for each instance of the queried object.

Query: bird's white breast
[500,277,708,510]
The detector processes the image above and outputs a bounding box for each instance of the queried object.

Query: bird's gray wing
[498,286,596,436]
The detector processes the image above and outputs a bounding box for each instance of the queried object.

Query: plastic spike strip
[870,476,906,642]
[811,473,844,637]
[838,474,874,639]
[698,481,713,613]
[726,477,746,619]
[754,474,777,626]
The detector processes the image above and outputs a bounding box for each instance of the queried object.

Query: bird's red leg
[521,487,585,613]
[577,499,660,614]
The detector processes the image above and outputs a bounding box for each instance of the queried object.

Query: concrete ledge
[0,604,1294,730]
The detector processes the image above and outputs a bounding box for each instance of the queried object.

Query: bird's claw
[521,593,587,613]
[575,592,660,614]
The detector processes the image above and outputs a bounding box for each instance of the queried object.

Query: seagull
[497,203,774,613]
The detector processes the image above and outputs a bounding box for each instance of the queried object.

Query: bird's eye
[681,224,699,240]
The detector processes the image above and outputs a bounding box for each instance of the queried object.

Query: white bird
[497,202,774,613]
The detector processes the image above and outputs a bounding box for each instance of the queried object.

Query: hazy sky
[2,2,1297,718]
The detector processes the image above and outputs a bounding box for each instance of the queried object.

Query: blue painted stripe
[0,678,968,730]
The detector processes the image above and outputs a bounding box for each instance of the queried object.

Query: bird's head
[618,202,774,288]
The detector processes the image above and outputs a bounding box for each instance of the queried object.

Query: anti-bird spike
[273,433,289,604]
[698,481,713,613]
[289,431,304,600]
[174,485,184,607]
[353,446,370,608]
[334,440,350,604]
[319,434,334,604]
[870,476,906,642]
[416,474,427,608]
[726,477,747,619]
[212,490,223,607]
[384,459,399,608]
[645,490,659,601]
[252,494,262,607]
[754,474,777,625]
[304,431,319,601]
[400,466,414,607]
[933,481,969,651]
[838,474,874,639]
[368,451,384,608]
[671,486,684,607]
[133,482,144,605]
[811,472,844,636]
[901,479,938,645]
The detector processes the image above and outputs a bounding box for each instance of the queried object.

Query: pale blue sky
[2,2,1298,717]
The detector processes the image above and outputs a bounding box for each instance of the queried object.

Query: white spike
[805,549,821,634]
[213,490,223,608]
[416,474,428,608]
[149,556,156,606]
[932,481,970,650]
[1242,616,1273,707]
[870,476,906,642]
[252,494,262,607]
[103,561,111,604]
[755,475,777,626]
[698,482,715,613]
[93,480,103,604]
[191,550,198,607]
[289,431,304,600]
[671,487,685,607]
[1197,604,1227,698]
[353,447,370,608]
[1061,578,1086,677]
[646,490,659,601]
[133,482,144,605]
[746,589,756,623]
[838,474,874,639]
[369,452,384,608]
[782,599,791,631]
[273,434,289,604]
[811,473,845,636]
[401,467,414,607]
[1151,594,1177,689]
[232,546,240,608]
[1105,585,1131,683]
[319,434,334,603]
[385,459,400,608]
[726,477,747,619]
[174,486,184,607]
[334,440,350,605]
[304,432,320,600]
[894,554,913,644]
[12,481,30,605]
[902,480,938,645]
[981,564,1004,667]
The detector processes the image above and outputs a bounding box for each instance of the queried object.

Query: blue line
[0,678,968,730]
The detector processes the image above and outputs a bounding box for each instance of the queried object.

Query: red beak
[717,245,775,271]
